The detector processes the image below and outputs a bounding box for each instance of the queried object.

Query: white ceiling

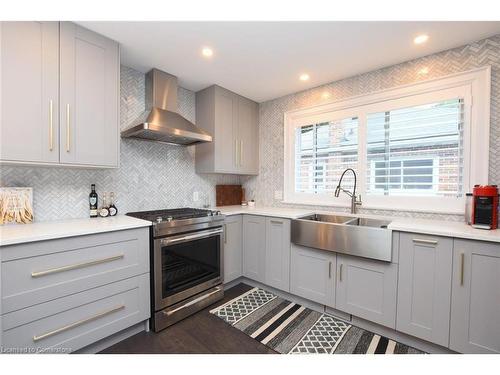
[78,21,500,102]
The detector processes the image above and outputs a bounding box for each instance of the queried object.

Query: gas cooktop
[126,208,222,224]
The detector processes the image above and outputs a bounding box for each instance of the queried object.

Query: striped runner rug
[210,287,425,354]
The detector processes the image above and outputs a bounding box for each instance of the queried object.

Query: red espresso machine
[471,185,499,230]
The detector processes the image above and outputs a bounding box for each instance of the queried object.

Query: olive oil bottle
[89,184,98,218]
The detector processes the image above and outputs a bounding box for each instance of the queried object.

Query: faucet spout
[335,168,362,214]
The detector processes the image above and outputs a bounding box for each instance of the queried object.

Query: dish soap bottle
[108,192,118,216]
[99,192,110,217]
[89,184,98,218]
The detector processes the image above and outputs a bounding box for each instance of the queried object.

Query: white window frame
[283,66,490,214]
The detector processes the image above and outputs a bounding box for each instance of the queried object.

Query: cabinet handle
[270,220,283,224]
[340,263,343,282]
[234,139,238,166]
[66,104,71,152]
[224,224,227,244]
[412,238,438,246]
[33,305,125,342]
[31,254,124,278]
[49,100,54,151]
[240,140,243,166]
[328,261,332,279]
[460,252,465,286]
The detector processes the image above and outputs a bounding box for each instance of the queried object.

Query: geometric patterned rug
[210,287,425,354]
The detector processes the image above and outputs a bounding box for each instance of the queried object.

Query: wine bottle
[89,184,98,218]
[109,192,118,216]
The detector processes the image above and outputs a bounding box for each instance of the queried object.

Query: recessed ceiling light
[418,67,429,75]
[299,73,310,81]
[414,34,429,45]
[201,47,214,58]
[321,92,331,99]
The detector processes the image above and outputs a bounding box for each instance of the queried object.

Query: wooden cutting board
[216,185,243,206]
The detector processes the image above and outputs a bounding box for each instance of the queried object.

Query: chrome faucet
[334,168,362,214]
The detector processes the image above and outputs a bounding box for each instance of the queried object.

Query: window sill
[280,199,464,216]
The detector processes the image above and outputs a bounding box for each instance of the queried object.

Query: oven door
[153,227,223,310]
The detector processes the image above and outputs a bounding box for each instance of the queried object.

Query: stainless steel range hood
[121,69,212,145]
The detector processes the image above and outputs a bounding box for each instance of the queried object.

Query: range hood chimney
[121,69,212,145]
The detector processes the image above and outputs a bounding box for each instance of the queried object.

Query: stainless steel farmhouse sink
[299,213,354,224]
[345,217,391,229]
[291,214,393,262]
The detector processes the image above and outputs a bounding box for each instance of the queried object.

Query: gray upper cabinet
[265,217,291,292]
[195,85,258,175]
[336,254,397,329]
[59,22,119,167]
[450,239,500,354]
[396,233,453,347]
[290,244,336,307]
[0,21,119,168]
[1,22,60,163]
[242,215,266,282]
[223,215,243,284]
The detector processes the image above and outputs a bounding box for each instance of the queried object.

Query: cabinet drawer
[1,228,149,313]
[1,274,149,352]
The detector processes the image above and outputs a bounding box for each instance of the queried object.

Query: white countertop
[217,205,315,219]
[218,204,500,243]
[388,217,500,243]
[0,215,152,247]
[3,206,500,247]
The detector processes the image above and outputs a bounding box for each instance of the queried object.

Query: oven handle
[161,228,224,246]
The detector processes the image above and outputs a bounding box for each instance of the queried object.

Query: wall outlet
[274,190,283,200]
[192,191,199,202]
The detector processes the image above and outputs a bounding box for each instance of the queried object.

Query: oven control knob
[156,217,163,223]
[215,210,221,215]
[167,216,173,222]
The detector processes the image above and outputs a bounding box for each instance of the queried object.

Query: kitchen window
[295,118,358,195]
[284,67,490,213]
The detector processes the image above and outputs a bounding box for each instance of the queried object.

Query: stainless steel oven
[153,226,223,309]
[127,208,225,332]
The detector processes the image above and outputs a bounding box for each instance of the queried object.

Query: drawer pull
[270,220,283,224]
[31,254,124,278]
[33,305,125,342]
[412,238,438,246]
[164,286,223,316]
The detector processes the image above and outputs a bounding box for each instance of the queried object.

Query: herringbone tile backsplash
[2,33,500,223]
[242,34,500,221]
[0,66,240,221]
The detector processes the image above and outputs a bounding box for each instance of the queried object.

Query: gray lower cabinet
[396,233,453,347]
[242,215,266,282]
[265,217,291,292]
[450,239,500,353]
[0,227,150,352]
[223,215,243,283]
[336,254,397,328]
[290,244,336,307]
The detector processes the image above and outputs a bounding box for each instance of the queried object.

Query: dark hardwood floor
[100,283,277,354]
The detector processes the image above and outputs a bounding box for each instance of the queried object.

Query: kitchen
[0,2,500,371]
